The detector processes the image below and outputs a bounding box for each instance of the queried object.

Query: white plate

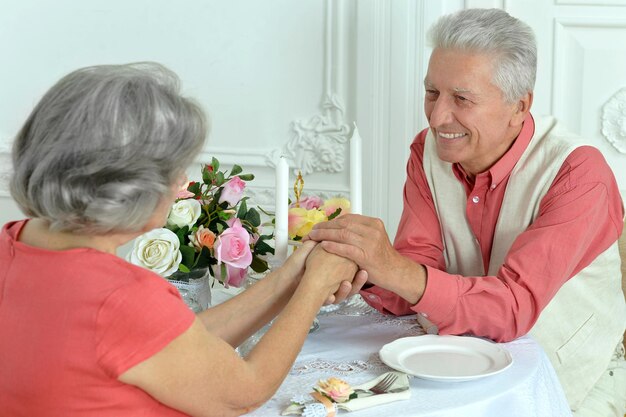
[379,335,513,382]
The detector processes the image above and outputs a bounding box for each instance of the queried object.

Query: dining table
[225,294,574,417]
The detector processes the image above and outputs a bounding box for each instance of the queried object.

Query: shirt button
[491,184,496,190]
[472,196,480,203]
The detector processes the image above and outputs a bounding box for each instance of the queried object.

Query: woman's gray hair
[427,8,537,103]
[10,62,208,234]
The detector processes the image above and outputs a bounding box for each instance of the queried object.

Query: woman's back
[0,220,194,416]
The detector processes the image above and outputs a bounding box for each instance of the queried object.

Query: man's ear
[510,91,533,127]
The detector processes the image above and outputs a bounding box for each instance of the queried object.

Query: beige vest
[422,116,626,409]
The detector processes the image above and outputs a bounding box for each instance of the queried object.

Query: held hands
[301,245,360,302]
[306,214,397,289]
[307,214,427,304]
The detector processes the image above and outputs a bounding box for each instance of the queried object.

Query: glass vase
[167,268,212,313]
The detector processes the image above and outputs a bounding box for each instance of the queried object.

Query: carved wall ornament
[265,93,350,175]
[601,87,626,154]
[265,0,351,175]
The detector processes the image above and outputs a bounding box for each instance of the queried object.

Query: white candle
[350,123,363,215]
[274,156,289,263]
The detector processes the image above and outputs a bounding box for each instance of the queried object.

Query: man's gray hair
[10,62,208,234]
[427,8,537,103]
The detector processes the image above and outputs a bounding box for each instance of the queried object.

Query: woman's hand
[299,245,359,300]
[278,240,317,284]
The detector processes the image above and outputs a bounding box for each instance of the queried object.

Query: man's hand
[307,214,427,304]
[307,214,397,283]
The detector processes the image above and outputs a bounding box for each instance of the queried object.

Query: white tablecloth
[244,297,573,417]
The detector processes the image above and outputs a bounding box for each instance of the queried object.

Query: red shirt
[362,114,624,341]
[0,220,195,416]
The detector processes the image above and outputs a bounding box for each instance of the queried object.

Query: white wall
[2,0,625,240]
[0,0,357,226]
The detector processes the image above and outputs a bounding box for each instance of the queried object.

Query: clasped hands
[288,214,400,305]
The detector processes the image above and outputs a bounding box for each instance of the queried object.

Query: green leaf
[249,255,269,273]
[211,157,220,171]
[254,240,274,255]
[220,263,228,285]
[258,233,274,241]
[188,182,201,195]
[327,207,342,221]
[194,254,210,269]
[180,245,196,268]
[175,226,189,246]
[193,247,214,270]
[245,207,261,227]
[238,174,254,181]
[237,199,248,219]
[257,205,273,217]
[178,264,190,273]
[230,164,243,176]
[216,171,225,186]
[215,221,226,234]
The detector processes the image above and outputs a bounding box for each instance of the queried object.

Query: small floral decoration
[281,378,355,416]
[313,377,356,403]
[128,158,274,287]
[288,172,350,240]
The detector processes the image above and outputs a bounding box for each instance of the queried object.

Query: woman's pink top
[0,220,195,416]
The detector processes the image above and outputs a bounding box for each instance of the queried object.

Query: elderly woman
[0,63,361,416]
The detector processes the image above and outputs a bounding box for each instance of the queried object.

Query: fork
[355,373,399,395]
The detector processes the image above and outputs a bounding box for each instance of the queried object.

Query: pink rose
[289,195,323,210]
[214,218,253,269]
[212,263,248,288]
[218,176,246,206]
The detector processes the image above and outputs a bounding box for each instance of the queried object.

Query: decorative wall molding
[265,93,350,175]
[601,87,626,154]
[265,0,351,175]
[197,147,268,170]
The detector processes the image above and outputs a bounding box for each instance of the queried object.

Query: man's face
[424,48,523,176]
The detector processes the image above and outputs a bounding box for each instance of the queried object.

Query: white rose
[166,199,201,229]
[127,228,182,276]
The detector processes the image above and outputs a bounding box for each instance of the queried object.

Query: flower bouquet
[127,158,274,298]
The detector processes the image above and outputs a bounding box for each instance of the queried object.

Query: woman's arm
[119,243,358,417]
[196,242,314,347]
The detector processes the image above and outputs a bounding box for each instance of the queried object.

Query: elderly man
[310,8,626,417]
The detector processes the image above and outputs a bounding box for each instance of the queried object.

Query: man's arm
[310,145,624,342]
